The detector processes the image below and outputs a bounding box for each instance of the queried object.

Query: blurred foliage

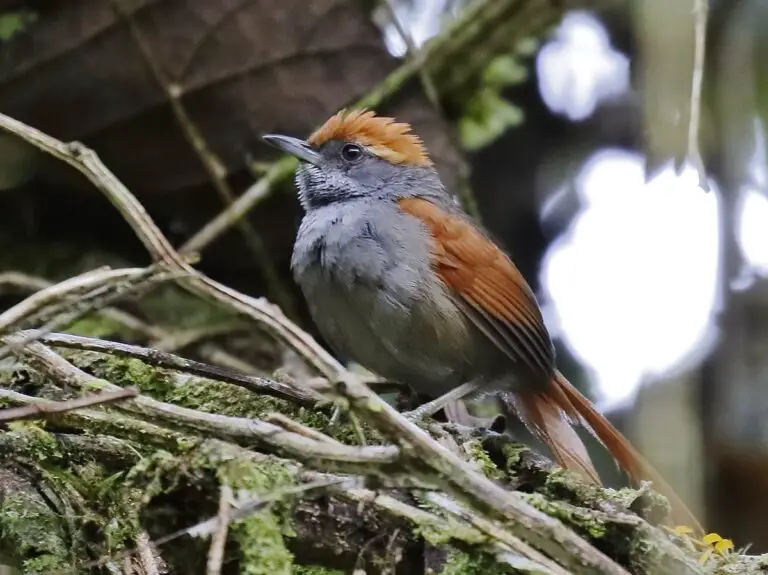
[0,9,35,42]
[458,40,538,151]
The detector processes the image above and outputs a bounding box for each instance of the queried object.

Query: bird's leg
[403,382,480,422]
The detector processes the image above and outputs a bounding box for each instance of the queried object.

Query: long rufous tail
[510,370,703,533]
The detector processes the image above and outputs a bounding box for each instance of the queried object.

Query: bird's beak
[262,134,322,166]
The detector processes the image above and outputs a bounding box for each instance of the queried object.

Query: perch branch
[307,376,632,575]
[34,331,319,406]
[179,158,297,256]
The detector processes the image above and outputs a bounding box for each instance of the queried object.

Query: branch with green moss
[1,334,764,573]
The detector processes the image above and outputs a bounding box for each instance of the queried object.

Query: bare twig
[107,0,297,317]
[135,531,164,575]
[264,412,343,445]
[179,158,297,256]
[0,267,137,335]
[688,0,709,188]
[35,331,319,406]
[0,271,269,376]
[0,387,138,423]
[205,483,232,575]
[0,266,174,361]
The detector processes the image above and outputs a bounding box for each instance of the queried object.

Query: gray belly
[291,203,477,394]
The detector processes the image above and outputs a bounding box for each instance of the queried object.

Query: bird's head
[262,109,444,210]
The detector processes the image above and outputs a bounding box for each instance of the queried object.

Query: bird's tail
[511,370,703,533]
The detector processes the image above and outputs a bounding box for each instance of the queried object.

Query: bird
[262,108,702,531]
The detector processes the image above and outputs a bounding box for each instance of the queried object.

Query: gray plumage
[291,163,479,396]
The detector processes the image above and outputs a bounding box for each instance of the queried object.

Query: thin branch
[688,0,709,188]
[179,158,297,256]
[264,412,344,445]
[0,271,270,377]
[0,266,174,361]
[35,331,319,406]
[0,111,345,379]
[0,267,134,335]
[205,483,232,575]
[0,387,138,423]
[107,0,297,318]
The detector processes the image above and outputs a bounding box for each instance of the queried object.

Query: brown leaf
[0,0,463,196]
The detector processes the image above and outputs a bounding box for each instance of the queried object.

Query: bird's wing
[399,197,600,484]
[398,197,554,379]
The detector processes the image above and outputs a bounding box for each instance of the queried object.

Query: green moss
[0,492,69,574]
[68,463,144,553]
[0,424,146,573]
[66,351,381,446]
[292,566,344,575]
[127,443,299,575]
[166,376,290,419]
[5,421,59,461]
[98,356,176,398]
[217,451,297,574]
[439,549,511,575]
[499,441,526,471]
[462,439,504,480]
[519,492,608,540]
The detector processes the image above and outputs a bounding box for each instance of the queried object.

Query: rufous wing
[398,197,601,484]
[398,197,554,379]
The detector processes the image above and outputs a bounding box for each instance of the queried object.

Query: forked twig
[0,387,138,423]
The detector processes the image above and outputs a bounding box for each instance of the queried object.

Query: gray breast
[290,200,475,392]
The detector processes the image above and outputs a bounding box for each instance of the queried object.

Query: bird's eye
[341,143,364,163]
